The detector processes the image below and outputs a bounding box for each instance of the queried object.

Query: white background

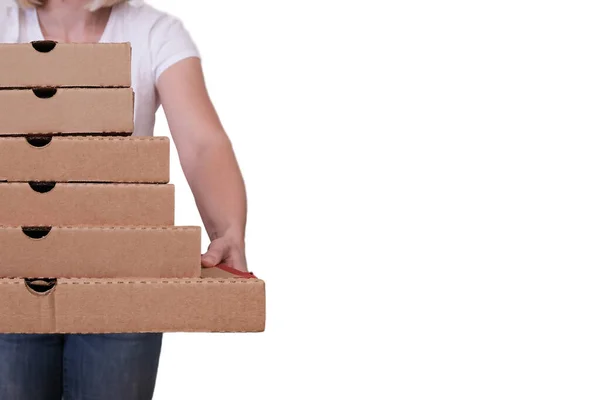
[148,1,600,399]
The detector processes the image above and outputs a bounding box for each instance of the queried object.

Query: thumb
[201,239,226,267]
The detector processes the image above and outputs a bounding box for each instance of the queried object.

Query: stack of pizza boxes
[0,41,265,333]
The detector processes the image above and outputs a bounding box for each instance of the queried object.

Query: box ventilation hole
[33,88,57,99]
[26,137,52,148]
[25,278,57,295]
[28,182,56,193]
[31,40,57,53]
[22,227,52,239]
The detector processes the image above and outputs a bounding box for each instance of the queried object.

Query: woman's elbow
[177,131,233,165]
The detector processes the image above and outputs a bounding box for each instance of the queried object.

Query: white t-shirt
[0,0,200,137]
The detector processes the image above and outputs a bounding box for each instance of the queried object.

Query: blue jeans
[0,333,163,400]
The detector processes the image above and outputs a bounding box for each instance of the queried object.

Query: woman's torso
[0,0,200,137]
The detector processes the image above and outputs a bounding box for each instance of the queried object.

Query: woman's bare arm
[157,57,248,271]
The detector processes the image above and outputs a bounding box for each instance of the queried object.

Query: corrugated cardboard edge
[0,136,168,143]
[0,226,198,231]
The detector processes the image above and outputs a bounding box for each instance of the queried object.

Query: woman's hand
[201,233,248,272]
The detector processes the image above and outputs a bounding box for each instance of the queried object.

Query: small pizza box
[0,136,169,183]
[0,182,174,226]
[0,88,133,135]
[0,41,131,88]
[0,226,201,278]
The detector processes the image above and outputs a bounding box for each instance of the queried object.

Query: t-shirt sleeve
[149,14,201,83]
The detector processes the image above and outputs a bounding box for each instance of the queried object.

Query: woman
[0,0,248,398]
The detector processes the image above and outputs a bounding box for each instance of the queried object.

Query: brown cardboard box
[0,136,169,183]
[0,88,133,135]
[0,226,201,278]
[0,183,174,226]
[0,42,131,88]
[0,270,265,333]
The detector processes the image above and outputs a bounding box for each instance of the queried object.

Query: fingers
[201,239,227,267]
[201,236,249,272]
[226,252,248,273]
